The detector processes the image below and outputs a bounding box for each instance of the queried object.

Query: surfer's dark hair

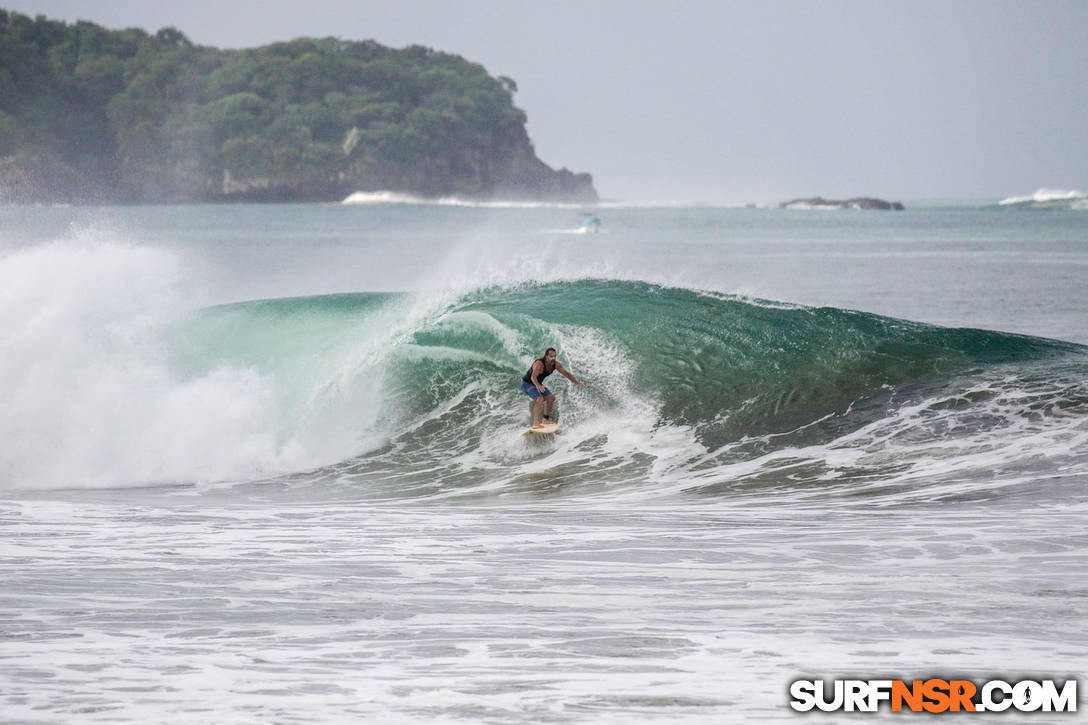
[545,347,556,355]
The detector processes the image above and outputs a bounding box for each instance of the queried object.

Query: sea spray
[0,240,387,489]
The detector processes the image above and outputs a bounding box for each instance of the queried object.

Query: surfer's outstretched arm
[556,362,585,387]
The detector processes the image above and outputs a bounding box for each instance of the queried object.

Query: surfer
[521,347,585,429]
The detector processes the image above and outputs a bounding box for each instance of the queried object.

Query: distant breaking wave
[341,190,773,209]
[998,188,1087,208]
[341,190,430,205]
[342,189,1088,211]
[342,191,588,209]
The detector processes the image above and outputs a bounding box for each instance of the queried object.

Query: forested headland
[0,9,597,204]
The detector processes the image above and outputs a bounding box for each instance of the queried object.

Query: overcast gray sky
[7,0,1087,202]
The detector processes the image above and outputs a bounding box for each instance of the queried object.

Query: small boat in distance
[574,214,602,234]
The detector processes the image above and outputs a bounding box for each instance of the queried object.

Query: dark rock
[782,197,905,210]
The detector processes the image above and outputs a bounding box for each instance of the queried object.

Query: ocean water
[1,196,1086,723]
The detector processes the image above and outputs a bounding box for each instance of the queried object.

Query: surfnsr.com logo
[789,678,1078,713]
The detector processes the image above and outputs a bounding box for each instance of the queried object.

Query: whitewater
[1,200,1086,722]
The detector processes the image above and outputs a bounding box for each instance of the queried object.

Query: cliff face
[205,146,597,204]
[0,11,597,204]
[210,118,597,203]
[488,146,597,202]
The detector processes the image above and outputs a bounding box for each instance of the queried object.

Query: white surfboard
[522,422,559,435]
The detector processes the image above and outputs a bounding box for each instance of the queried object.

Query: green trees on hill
[0,9,595,203]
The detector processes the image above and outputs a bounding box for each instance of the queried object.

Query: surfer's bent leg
[522,381,547,428]
[543,393,556,421]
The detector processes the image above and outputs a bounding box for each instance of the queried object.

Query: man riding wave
[521,347,585,429]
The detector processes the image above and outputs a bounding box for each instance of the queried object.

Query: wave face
[349,280,1087,501]
[3,244,1085,499]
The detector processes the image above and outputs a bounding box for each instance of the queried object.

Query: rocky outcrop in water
[782,197,905,210]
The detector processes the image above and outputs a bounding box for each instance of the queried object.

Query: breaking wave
[3,239,1083,503]
[998,188,1087,209]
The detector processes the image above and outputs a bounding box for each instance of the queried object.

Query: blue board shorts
[521,381,551,399]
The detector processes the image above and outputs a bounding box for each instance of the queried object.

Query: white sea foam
[546,226,599,234]
[341,190,432,205]
[629,370,1088,507]
[2,494,1083,724]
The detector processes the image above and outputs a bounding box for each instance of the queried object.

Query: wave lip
[998,188,1086,206]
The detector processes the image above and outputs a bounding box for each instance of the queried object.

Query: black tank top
[522,358,555,384]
